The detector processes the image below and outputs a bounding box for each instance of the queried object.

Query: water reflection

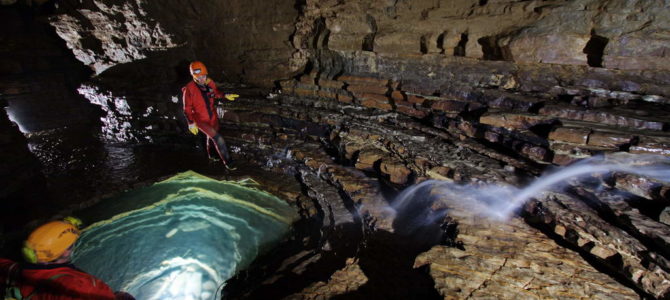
[72,172,298,299]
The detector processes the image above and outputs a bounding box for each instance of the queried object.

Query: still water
[72,171,298,300]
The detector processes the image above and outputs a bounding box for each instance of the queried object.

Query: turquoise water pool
[71,171,298,300]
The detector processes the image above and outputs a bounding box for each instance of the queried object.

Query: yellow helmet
[23,219,81,263]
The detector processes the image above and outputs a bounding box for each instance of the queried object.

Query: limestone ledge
[285,258,367,300]
[414,209,639,300]
[220,93,669,298]
[279,71,670,168]
[527,191,670,299]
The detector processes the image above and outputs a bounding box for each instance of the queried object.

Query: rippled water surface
[72,171,298,300]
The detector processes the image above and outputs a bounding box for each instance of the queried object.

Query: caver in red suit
[182,61,238,169]
[0,218,134,300]
[0,258,131,300]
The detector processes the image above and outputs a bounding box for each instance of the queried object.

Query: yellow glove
[225,94,239,101]
[188,123,198,135]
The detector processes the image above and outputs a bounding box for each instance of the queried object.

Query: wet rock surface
[525,187,670,299]
[0,3,99,240]
[414,213,639,300]
[4,0,670,299]
[285,258,368,300]
[217,92,667,298]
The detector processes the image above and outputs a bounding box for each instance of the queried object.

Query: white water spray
[391,153,670,225]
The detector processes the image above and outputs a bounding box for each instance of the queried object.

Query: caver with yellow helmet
[0,217,135,300]
[22,217,81,263]
[182,60,239,170]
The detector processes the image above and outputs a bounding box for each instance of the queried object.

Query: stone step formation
[3,0,670,299]
[217,89,670,299]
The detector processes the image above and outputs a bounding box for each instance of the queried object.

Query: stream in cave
[392,153,670,237]
[2,1,670,298]
[70,171,298,300]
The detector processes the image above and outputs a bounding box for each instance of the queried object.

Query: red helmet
[189,61,208,77]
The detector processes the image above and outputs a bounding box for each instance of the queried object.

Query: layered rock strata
[215,92,668,298]
[50,0,670,89]
[284,258,368,300]
[27,0,670,298]
[526,189,670,299]
[414,205,639,299]
[290,0,670,73]
[280,69,670,167]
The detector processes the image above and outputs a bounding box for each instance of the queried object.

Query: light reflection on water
[72,171,298,299]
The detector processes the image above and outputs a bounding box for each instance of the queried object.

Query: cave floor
[12,126,448,300]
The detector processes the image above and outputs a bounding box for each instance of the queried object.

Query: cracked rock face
[48,0,670,86]
[289,0,670,74]
[413,214,639,300]
[50,0,298,86]
[50,0,177,74]
[286,258,368,300]
[213,91,668,298]
[19,0,670,299]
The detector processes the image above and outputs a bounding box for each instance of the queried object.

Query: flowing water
[71,171,298,300]
[391,153,670,230]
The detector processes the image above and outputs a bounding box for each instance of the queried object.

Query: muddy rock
[587,131,636,149]
[614,173,669,204]
[480,112,555,130]
[540,104,667,131]
[630,136,670,157]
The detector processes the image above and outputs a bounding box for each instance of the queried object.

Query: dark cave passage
[2,1,670,300]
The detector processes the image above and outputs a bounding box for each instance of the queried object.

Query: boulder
[380,159,412,185]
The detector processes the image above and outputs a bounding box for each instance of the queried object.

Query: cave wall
[1,4,98,133]
[46,0,670,159]
[280,0,670,165]
[50,0,298,87]
[224,1,669,297]
[45,0,670,90]
[12,0,670,298]
[49,0,670,79]
[0,3,101,235]
[288,0,670,70]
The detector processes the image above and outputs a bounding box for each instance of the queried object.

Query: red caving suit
[0,258,117,299]
[182,79,225,137]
